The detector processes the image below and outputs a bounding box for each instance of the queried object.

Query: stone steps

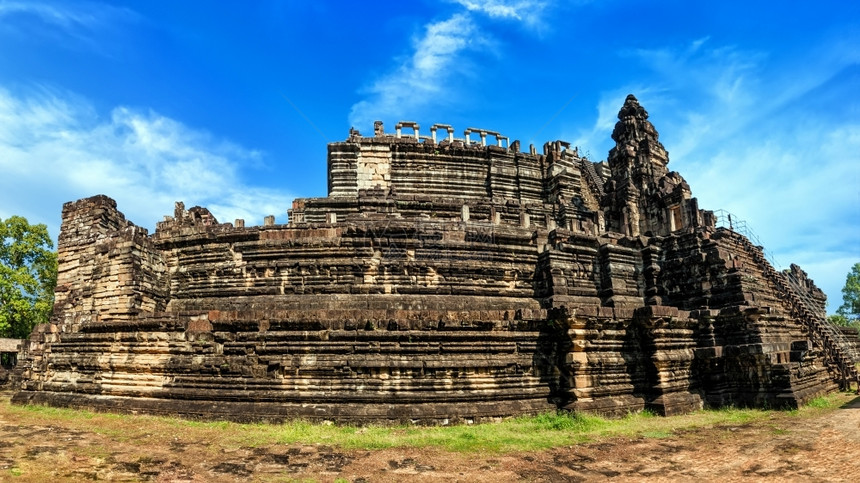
[724,230,860,389]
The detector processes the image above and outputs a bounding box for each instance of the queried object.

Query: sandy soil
[1,392,858,482]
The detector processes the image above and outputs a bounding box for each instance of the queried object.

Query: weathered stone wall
[310,133,602,233]
[52,196,166,332]
[328,136,590,205]
[655,228,840,408]
[14,309,562,423]
[153,220,540,309]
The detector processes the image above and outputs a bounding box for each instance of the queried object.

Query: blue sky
[0,0,857,311]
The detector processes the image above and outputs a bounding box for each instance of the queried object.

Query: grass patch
[174,407,777,453]
[3,392,854,454]
[640,430,672,438]
[805,394,841,409]
[13,403,97,421]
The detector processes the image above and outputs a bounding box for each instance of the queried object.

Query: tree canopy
[0,216,57,338]
[836,263,860,321]
[828,263,860,328]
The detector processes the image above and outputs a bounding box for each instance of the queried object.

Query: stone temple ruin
[10,95,860,422]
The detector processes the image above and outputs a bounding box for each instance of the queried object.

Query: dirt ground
[1,392,858,482]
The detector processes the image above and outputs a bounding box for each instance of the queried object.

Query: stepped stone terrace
[10,95,858,423]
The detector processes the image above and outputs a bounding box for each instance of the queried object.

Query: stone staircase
[579,158,606,200]
[725,229,860,391]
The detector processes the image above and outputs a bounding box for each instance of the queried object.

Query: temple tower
[602,95,705,236]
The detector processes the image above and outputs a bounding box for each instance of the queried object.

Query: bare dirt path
[1,392,858,482]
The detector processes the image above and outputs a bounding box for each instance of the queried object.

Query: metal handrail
[579,158,606,199]
[784,272,860,363]
[713,209,780,269]
[714,210,859,389]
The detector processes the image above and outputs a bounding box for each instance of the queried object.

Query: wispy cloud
[570,36,860,309]
[348,13,482,128]
[0,1,139,53]
[453,0,550,27]
[349,1,553,128]
[570,85,660,159]
[570,39,768,162]
[689,120,860,310]
[0,1,101,28]
[0,86,293,238]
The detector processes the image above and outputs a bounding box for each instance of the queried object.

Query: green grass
[14,403,98,420]
[804,394,841,409]
[3,392,854,454]
[163,407,773,453]
[640,430,672,438]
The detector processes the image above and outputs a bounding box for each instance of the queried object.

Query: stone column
[621,209,630,236]
[667,207,676,232]
[628,204,640,236]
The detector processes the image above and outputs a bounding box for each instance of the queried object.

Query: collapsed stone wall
[51,195,166,332]
[0,338,26,387]
[11,95,843,422]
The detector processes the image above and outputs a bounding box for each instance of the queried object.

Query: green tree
[832,262,860,327]
[0,216,57,338]
[837,263,860,318]
[827,313,850,327]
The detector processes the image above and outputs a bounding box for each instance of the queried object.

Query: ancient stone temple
[11,95,859,422]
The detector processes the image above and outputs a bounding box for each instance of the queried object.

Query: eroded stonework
[11,95,858,422]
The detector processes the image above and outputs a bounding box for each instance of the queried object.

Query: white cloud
[349,1,554,129]
[348,13,482,129]
[690,122,860,306]
[0,86,293,239]
[619,39,766,161]
[453,0,549,27]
